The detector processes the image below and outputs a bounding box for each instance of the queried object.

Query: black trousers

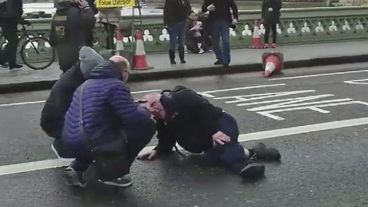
[71,119,156,180]
[264,22,277,44]
[0,19,19,66]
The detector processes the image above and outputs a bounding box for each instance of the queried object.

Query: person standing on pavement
[138,86,281,179]
[0,0,23,70]
[50,0,96,72]
[202,0,238,68]
[262,0,282,48]
[61,57,156,187]
[163,0,191,64]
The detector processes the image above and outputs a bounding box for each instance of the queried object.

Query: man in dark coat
[262,0,282,48]
[50,0,96,72]
[139,86,281,179]
[202,0,238,68]
[41,46,104,140]
[61,57,155,187]
[0,0,23,70]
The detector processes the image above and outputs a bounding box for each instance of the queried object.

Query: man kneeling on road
[41,46,104,140]
[58,56,155,187]
[138,86,281,179]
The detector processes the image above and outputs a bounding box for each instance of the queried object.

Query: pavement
[1,63,368,206]
[1,40,368,93]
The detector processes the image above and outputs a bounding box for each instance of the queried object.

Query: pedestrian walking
[0,0,23,70]
[61,57,155,187]
[262,0,282,48]
[50,0,96,72]
[202,0,238,68]
[163,0,191,64]
[139,86,281,179]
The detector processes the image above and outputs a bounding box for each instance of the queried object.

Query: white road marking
[0,89,161,108]
[0,100,45,107]
[238,117,368,141]
[1,117,368,176]
[199,84,286,98]
[270,70,368,81]
[344,78,368,85]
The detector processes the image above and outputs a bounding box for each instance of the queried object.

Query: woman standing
[163,0,191,64]
[262,0,282,48]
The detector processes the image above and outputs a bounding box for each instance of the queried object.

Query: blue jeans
[167,21,186,51]
[206,113,248,173]
[211,20,231,65]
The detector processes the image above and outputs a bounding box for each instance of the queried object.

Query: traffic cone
[262,52,284,78]
[133,30,153,70]
[115,29,125,55]
[249,19,262,49]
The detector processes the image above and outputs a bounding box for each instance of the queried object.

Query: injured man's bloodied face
[143,93,167,120]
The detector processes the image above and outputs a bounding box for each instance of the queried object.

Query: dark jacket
[41,63,84,139]
[163,0,191,26]
[50,2,96,71]
[0,0,23,19]
[202,0,238,24]
[41,46,104,139]
[62,61,151,150]
[262,0,282,24]
[154,86,224,153]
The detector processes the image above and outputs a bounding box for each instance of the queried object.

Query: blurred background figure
[163,0,191,64]
[186,12,211,54]
[50,0,96,72]
[262,0,282,48]
[0,0,24,70]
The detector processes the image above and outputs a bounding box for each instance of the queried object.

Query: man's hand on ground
[212,131,231,146]
[137,149,158,160]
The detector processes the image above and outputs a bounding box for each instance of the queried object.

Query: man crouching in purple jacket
[61,56,155,187]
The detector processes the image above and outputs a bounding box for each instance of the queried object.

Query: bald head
[143,93,166,120]
[109,55,130,81]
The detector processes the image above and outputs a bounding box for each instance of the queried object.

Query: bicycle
[0,19,55,70]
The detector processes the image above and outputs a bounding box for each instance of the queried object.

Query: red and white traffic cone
[249,19,262,49]
[115,29,125,55]
[133,30,153,70]
[262,52,284,78]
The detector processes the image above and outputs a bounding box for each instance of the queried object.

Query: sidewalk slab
[0,40,368,93]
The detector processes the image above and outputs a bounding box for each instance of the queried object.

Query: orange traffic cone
[133,30,153,70]
[115,29,125,55]
[262,52,284,78]
[249,19,262,49]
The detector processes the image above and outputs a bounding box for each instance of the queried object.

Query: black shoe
[249,142,281,161]
[169,50,176,65]
[0,62,8,68]
[9,64,23,70]
[240,161,265,178]
[170,59,177,64]
[178,46,186,64]
[223,64,230,68]
[98,175,133,188]
[214,60,222,65]
[63,166,87,187]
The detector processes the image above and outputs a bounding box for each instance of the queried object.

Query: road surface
[0,63,368,207]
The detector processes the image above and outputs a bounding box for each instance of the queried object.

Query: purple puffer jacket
[61,61,150,150]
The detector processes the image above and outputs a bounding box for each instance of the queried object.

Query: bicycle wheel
[20,37,55,70]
